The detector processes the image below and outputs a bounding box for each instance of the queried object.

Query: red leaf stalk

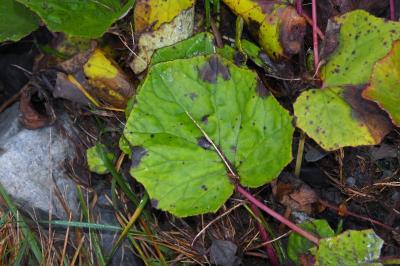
[296,0,302,15]
[312,0,319,68]
[236,185,320,245]
[250,204,279,266]
[390,0,396,20]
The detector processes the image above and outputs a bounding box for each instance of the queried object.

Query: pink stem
[390,0,396,20]
[236,185,320,245]
[250,204,279,266]
[296,0,302,15]
[312,0,319,68]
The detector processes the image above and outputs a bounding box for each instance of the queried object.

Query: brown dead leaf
[272,174,321,214]
[20,86,54,129]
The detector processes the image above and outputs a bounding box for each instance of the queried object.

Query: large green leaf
[321,10,400,87]
[314,229,384,266]
[17,0,134,38]
[362,40,400,126]
[0,0,39,42]
[123,54,294,216]
[287,219,334,265]
[294,87,391,151]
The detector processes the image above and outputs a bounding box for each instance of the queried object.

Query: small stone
[0,103,79,219]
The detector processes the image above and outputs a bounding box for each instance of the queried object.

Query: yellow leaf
[222,0,306,60]
[83,49,134,108]
[134,0,195,33]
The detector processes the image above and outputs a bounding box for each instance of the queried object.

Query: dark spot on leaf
[199,55,230,83]
[201,185,208,191]
[186,92,198,100]
[230,145,237,153]
[234,52,247,66]
[256,79,270,98]
[197,136,212,150]
[150,134,154,138]
[151,199,158,208]
[201,115,209,124]
[131,146,147,168]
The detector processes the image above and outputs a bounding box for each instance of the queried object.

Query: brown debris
[19,86,54,130]
[279,6,307,56]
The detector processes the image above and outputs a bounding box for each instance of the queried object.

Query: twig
[319,200,395,232]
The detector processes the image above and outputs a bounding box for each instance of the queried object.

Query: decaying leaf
[362,40,400,126]
[287,219,335,265]
[20,86,54,130]
[320,10,400,87]
[294,10,399,151]
[86,143,116,175]
[314,229,384,266]
[51,48,133,109]
[272,174,320,214]
[294,87,392,151]
[123,54,294,216]
[53,72,91,106]
[130,0,195,73]
[83,49,134,108]
[134,0,194,33]
[222,0,306,60]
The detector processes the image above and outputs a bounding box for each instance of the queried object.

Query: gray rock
[0,103,79,219]
[210,239,241,266]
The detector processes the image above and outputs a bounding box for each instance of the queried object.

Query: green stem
[106,194,151,265]
[294,131,306,178]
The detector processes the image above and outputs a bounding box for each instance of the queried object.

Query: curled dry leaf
[222,0,306,60]
[20,86,54,130]
[130,0,195,73]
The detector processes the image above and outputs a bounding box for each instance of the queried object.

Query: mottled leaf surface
[362,40,400,126]
[124,55,294,216]
[17,0,134,38]
[321,10,400,87]
[0,0,39,42]
[288,219,335,265]
[222,0,305,59]
[315,229,383,266]
[134,0,194,33]
[87,144,116,175]
[294,87,391,151]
